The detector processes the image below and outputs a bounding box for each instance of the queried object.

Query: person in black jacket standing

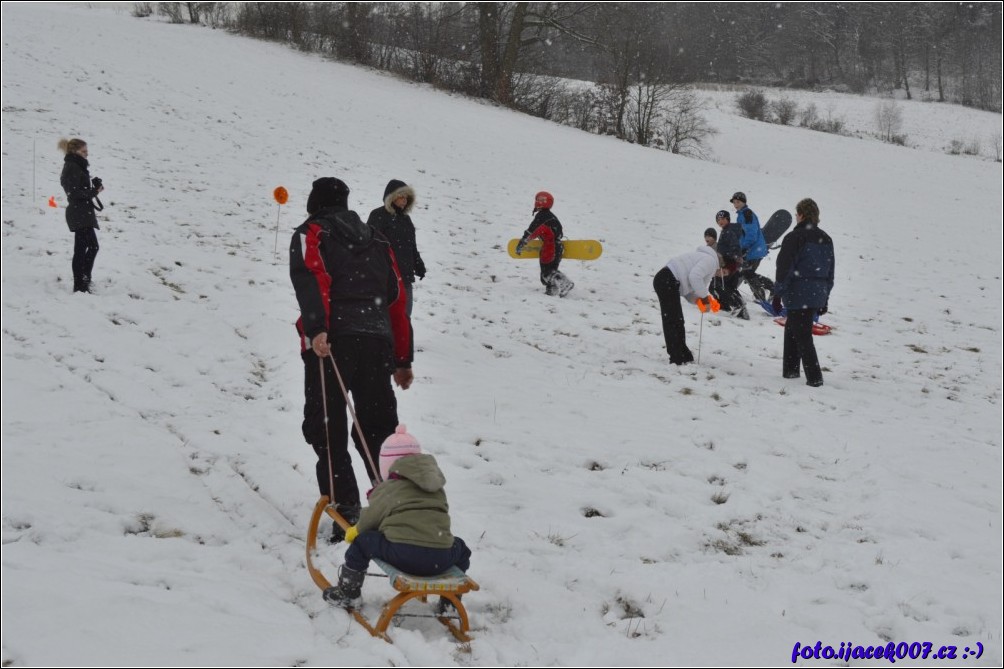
[366,180,426,317]
[58,138,104,293]
[290,177,415,541]
[712,209,748,318]
[773,198,835,387]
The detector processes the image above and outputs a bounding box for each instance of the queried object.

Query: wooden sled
[305,496,480,643]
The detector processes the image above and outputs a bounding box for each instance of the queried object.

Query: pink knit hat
[379,424,422,481]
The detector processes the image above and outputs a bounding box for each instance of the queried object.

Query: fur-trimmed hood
[382,179,415,215]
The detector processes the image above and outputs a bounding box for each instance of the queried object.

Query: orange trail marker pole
[272,186,288,259]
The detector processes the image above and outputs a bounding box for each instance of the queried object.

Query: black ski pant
[539,243,564,295]
[783,309,823,385]
[301,336,399,507]
[72,228,99,290]
[741,259,774,302]
[711,271,744,312]
[654,267,694,365]
[346,532,471,575]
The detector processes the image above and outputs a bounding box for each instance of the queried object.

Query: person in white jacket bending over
[653,245,722,365]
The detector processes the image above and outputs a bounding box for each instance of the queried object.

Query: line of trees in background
[139,2,1002,155]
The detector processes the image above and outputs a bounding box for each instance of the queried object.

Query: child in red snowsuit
[515,191,574,297]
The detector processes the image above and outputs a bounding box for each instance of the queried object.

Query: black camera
[92,177,103,190]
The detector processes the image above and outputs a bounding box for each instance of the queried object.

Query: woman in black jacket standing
[366,179,426,317]
[59,137,103,293]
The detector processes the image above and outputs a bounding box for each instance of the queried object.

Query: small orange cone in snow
[48,196,57,208]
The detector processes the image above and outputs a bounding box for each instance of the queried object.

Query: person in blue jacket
[730,191,774,302]
[772,198,834,387]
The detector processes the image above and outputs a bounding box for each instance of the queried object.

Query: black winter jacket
[367,180,426,284]
[774,221,835,310]
[290,206,413,366]
[716,222,743,268]
[60,152,99,232]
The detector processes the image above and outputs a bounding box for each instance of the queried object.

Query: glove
[344,526,359,544]
[818,305,827,316]
[515,241,526,256]
[772,296,783,316]
[696,296,719,313]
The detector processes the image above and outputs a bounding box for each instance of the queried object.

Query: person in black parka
[366,180,426,317]
[773,198,835,387]
[290,177,415,542]
[59,138,104,293]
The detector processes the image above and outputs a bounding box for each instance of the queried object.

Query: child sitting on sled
[324,425,472,608]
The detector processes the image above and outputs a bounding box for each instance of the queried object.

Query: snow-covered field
[2,4,1001,666]
[697,84,1002,162]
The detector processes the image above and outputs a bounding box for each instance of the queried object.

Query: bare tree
[772,96,798,125]
[659,87,716,159]
[592,3,672,140]
[184,2,204,24]
[874,98,903,143]
[158,2,184,24]
[626,81,669,146]
[475,3,600,106]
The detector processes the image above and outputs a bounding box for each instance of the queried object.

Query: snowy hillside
[697,85,1002,162]
[2,4,1001,666]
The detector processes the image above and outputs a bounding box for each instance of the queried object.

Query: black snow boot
[323,565,365,608]
[435,594,462,616]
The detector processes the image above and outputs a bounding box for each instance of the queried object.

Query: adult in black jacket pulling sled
[59,138,104,293]
[290,177,415,541]
[366,179,426,317]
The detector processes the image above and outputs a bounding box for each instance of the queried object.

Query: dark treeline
[160,2,1002,116]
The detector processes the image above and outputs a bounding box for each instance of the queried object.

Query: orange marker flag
[272,186,288,259]
[48,196,57,208]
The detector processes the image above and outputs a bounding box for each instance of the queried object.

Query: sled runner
[773,316,832,336]
[306,496,480,643]
[507,238,603,260]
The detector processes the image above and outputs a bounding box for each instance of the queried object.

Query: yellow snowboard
[507,239,603,260]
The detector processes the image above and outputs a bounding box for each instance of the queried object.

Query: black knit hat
[704,227,718,241]
[730,191,746,203]
[715,209,731,222]
[307,177,350,214]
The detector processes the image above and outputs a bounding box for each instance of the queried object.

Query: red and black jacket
[290,206,412,366]
[519,209,564,264]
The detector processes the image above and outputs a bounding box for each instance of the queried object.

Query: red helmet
[534,191,554,210]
